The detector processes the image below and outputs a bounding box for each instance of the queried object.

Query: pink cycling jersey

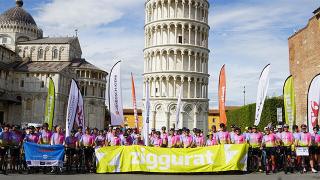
[152,137,162,147]
[299,132,312,147]
[248,132,263,148]
[25,134,39,144]
[183,135,194,147]
[109,136,121,146]
[80,134,94,146]
[195,136,204,147]
[217,131,230,144]
[263,134,277,147]
[10,131,22,146]
[281,131,294,147]
[168,135,176,148]
[51,133,65,145]
[315,134,320,146]
[39,130,52,144]
[233,134,246,144]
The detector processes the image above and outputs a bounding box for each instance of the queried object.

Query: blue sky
[1,0,319,109]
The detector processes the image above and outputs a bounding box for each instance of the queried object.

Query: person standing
[217,123,230,144]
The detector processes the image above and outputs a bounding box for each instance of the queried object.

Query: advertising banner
[24,142,64,167]
[131,73,139,129]
[75,90,85,131]
[143,81,151,146]
[44,78,55,130]
[95,144,249,173]
[109,61,124,126]
[218,65,227,125]
[254,64,271,126]
[65,79,79,137]
[176,84,183,128]
[283,75,296,130]
[307,74,320,132]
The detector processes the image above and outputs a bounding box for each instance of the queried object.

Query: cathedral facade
[143,0,210,132]
[0,0,107,128]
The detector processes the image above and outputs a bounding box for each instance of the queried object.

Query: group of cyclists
[0,122,320,175]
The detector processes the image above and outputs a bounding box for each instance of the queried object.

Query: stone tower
[143,0,210,132]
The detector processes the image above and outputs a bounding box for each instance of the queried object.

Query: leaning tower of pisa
[143,0,210,132]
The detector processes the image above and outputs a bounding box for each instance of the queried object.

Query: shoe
[303,168,307,173]
[312,168,318,173]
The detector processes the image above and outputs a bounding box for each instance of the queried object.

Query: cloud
[36,0,142,32]
[32,0,319,109]
[208,0,318,108]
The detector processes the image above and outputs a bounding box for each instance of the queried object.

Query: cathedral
[0,0,107,129]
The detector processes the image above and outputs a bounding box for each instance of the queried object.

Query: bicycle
[248,147,261,172]
[282,146,295,174]
[0,146,9,175]
[9,145,22,174]
[262,147,276,175]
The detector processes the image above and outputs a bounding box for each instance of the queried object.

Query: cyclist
[232,127,246,144]
[161,126,168,147]
[133,134,144,146]
[217,123,230,144]
[108,128,121,146]
[38,123,52,145]
[75,126,83,141]
[0,125,10,175]
[79,128,95,173]
[121,133,133,146]
[244,127,252,140]
[247,125,263,172]
[182,129,194,148]
[280,124,295,173]
[167,128,176,148]
[296,124,317,173]
[311,127,320,171]
[50,126,65,145]
[65,130,78,172]
[230,124,236,143]
[10,125,23,173]
[24,127,39,143]
[194,129,205,147]
[150,131,163,147]
[95,130,106,148]
[262,126,277,174]
[313,127,320,170]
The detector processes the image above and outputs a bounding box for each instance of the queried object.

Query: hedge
[226,97,284,131]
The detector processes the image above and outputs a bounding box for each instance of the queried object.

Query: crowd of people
[0,122,320,175]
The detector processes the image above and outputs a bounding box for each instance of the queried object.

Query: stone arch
[154,103,166,130]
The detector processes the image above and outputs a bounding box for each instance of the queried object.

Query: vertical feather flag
[307,74,320,132]
[254,64,271,126]
[218,65,227,125]
[109,61,124,126]
[44,77,55,130]
[65,79,79,137]
[143,81,150,146]
[176,84,183,128]
[75,90,85,131]
[283,75,296,131]
[131,73,139,130]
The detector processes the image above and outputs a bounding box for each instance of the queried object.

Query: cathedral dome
[0,0,37,26]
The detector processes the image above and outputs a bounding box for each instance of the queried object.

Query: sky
[0,0,319,109]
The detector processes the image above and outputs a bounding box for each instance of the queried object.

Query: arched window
[38,49,43,59]
[53,49,58,59]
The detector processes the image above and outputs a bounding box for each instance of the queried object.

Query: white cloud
[33,0,319,109]
[36,0,143,34]
[208,0,318,108]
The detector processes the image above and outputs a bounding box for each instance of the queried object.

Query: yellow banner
[95,144,249,173]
